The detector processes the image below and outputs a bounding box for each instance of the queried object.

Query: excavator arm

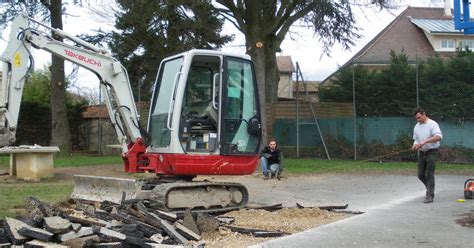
[0,13,142,152]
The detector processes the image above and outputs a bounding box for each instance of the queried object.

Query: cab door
[220,57,261,155]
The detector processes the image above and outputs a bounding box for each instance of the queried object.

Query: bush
[15,101,51,145]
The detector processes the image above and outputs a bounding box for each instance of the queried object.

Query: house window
[458,40,474,51]
[440,39,455,51]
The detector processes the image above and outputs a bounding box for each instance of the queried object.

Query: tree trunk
[247,37,281,144]
[49,0,71,156]
[247,39,268,144]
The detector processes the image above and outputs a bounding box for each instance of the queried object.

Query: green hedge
[15,101,51,146]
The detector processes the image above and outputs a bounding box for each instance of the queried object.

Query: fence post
[352,61,357,160]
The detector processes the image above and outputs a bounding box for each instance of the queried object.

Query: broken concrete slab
[4,217,30,245]
[296,202,349,210]
[145,243,186,248]
[110,212,161,237]
[57,227,93,242]
[246,203,283,211]
[147,212,166,229]
[225,225,289,237]
[18,226,54,241]
[120,224,144,239]
[43,216,71,234]
[92,242,122,248]
[174,222,201,241]
[99,201,120,212]
[216,216,235,225]
[182,209,199,235]
[24,239,68,248]
[136,201,149,215]
[159,220,188,244]
[156,210,177,222]
[61,235,100,247]
[124,235,147,247]
[93,227,126,241]
[66,211,108,227]
[71,223,81,232]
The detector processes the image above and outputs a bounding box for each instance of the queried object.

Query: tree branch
[274,2,313,43]
[216,0,247,34]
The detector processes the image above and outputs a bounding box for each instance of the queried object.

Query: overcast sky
[0,0,465,94]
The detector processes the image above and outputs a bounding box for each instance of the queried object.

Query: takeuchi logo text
[64,49,101,67]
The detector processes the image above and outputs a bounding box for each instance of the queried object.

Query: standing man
[411,107,443,203]
[260,138,283,180]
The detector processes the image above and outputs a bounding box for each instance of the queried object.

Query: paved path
[246,174,474,248]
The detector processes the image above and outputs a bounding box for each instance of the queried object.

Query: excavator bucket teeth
[71,175,142,204]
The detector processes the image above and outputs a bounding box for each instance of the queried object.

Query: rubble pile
[0,197,355,247]
[0,196,212,247]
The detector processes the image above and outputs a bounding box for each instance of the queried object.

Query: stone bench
[0,146,60,180]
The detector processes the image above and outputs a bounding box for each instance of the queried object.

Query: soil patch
[199,208,348,248]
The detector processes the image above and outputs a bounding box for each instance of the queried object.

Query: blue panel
[454,0,474,34]
[273,117,474,148]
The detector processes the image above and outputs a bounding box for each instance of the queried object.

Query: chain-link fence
[275,52,474,163]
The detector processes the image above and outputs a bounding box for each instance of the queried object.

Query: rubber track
[146,181,249,214]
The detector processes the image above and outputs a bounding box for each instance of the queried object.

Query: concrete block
[174,222,201,241]
[24,239,68,248]
[0,146,60,180]
[57,227,93,242]
[94,227,126,241]
[4,217,29,245]
[18,226,54,241]
[43,216,71,234]
[61,235,100,247]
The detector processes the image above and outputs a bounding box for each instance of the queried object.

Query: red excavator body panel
[123,138,258,176]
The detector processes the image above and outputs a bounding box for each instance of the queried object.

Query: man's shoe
[270,173,275,179]
[423,196,433,203]
[263,175,269,180]
[276,174,281,180]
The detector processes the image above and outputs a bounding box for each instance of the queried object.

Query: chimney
[444,0,452,17]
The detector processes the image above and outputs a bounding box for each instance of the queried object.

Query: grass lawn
[0,154,121,218]
[283,159,474,174]
[0,154,122,168]
[0,183,73,218]
[0,156,472,219]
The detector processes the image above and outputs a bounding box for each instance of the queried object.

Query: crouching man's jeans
[260,157,280,176]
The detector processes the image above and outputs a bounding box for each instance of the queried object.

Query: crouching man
[260,138,283,180]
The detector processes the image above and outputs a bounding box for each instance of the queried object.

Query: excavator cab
[145,50,261,175]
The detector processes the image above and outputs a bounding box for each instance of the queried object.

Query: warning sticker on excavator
[13,53,22,67]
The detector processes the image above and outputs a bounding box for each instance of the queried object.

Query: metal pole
[416,54,419,107]
[138,78,141,120]
[296,62,330,160]
[296,64,300,158]
[98,84,102,156]
[352,62,357,160]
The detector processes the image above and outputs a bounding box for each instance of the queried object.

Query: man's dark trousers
[418,150,437,199]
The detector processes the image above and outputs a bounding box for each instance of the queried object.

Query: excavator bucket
[71,175,143,204]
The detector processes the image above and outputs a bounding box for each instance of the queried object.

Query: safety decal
[13,53,22,67]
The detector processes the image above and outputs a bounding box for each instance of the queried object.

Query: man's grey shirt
[413,119,443,152]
